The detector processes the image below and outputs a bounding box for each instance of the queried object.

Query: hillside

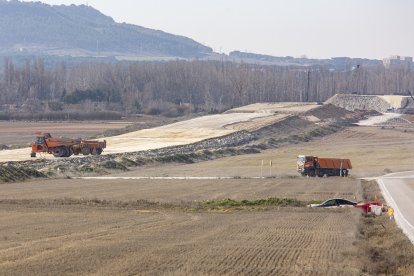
[0,1,212,58]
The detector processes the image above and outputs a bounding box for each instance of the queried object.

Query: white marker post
[261,160,264,178]
[270,160,272,177]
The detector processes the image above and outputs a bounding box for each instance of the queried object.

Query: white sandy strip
[101,113,269,154]
[356,113,401,126]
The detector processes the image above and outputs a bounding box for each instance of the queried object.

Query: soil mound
[304,104,354,121]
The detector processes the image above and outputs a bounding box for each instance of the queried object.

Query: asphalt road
[378,171,414,244]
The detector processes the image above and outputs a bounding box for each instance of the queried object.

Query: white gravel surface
[356,113,402,126]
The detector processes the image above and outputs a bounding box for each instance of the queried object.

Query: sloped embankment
[0,165,46,182]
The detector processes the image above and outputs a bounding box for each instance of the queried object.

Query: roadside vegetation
[0,197,308,211]
[357,180,414,275]
[203,197,305,208]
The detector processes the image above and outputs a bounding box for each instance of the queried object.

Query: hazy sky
[21,0,414,59]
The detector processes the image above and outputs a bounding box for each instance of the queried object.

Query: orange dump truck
[297,155,352,177]
[31,133,106,158]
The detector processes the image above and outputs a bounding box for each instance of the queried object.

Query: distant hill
[229,51,382,71]
[0,1,213,59]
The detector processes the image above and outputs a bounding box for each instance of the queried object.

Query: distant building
[383,55,413,70]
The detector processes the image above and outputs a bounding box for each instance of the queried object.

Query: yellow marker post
[388,207,394,220]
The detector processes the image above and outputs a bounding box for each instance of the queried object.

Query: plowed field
[0,206,360,275]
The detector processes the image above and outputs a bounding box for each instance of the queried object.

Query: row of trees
[1,58,414,117]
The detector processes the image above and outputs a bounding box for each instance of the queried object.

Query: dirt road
[0,112,286,162]
[103,113,276,154]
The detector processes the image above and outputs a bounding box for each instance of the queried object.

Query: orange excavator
[30,133,106,158]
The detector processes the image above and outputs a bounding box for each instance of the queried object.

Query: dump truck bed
[317,158,352,170]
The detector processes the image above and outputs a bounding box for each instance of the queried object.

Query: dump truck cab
[31,133,51,157]
[297,155,316,176]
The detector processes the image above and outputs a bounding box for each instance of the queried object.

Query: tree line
[1,58,414,118]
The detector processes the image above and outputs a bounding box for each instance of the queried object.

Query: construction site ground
[1,101,414,275]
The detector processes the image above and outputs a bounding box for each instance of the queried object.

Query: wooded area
[1,58,414,119]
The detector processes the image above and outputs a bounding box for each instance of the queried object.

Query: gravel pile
[327,94,391,112]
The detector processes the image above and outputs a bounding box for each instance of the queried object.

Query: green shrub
[204,197,305,208]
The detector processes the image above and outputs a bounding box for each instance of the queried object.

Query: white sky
[21,0,414,59]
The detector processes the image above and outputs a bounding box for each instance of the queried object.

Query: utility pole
[306,69,310,102]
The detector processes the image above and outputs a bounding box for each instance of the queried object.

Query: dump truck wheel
[317,170,324,177]
[91,148,98,155]
[30,152,36,158]
[53,147,67,158]
[65,147,73,157]
[81,147,90,155]
[96,148,103,155]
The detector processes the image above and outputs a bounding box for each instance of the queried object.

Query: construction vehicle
[30,133,106,158]
[297,155,352,177]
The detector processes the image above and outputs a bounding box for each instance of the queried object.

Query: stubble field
[0,205,360,275]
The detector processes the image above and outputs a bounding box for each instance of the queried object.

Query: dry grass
[357,180,414,275]
[0,177,361,203]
